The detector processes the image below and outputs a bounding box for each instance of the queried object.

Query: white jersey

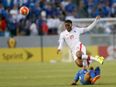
[59,27,84,50]
[58,19,98,51]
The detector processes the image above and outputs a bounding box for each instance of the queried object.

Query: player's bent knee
[84,72,91,81]
[75,59,83,67]
[76,51,82,59]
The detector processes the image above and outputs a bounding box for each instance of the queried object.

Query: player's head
[89,66,94,70]
[64,20,72,32]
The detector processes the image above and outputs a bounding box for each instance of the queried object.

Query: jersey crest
[70,35,74,39]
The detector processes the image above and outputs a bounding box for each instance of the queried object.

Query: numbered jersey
[59,26,85,50]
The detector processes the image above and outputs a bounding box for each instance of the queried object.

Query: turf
[0,61,116,87]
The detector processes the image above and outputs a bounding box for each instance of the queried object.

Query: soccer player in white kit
[57,16,104,68]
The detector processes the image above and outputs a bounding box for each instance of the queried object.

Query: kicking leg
[82,54,104,64]
[75,51,90,67]
[77,43,104,65]
[74,51,104,68]
[75,51,83,67]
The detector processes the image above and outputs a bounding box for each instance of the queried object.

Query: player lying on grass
[57,16,104,67]
[71,66,101,85]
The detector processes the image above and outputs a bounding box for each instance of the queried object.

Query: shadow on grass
[38,82,116,87]
[95,82,116,85]
[68,82,116,86]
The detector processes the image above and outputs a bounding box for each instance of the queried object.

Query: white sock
[83,60,88,66]
[90,56,98,61]
[82,55,88,59]
[82,55,98,62]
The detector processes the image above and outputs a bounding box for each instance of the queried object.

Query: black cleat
[71,82,77,85]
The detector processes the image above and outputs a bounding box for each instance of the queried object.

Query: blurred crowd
[0,0,116,37]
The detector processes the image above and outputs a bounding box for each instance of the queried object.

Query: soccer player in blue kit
[71,66,101,85]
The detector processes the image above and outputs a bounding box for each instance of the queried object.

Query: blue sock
[95,66,100,76]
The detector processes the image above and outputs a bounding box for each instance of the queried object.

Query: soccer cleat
[95,56,104,64]
[71,82,77,85]
[71,81,77,85]
[91,75,100,84]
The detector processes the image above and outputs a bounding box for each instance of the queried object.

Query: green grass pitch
[0,61,116,87]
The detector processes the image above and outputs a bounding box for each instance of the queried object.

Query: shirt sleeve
[57,33,64,50]
[77,19,99,34]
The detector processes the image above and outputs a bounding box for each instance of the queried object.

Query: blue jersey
[74,69,91,84]
[74,67,100,85]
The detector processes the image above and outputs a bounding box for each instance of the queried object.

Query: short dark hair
[89,66,94,70]
[64,20,72,24]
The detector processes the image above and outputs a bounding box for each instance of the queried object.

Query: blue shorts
[79,74,91,85]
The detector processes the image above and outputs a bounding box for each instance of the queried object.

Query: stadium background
[0,0,116,87]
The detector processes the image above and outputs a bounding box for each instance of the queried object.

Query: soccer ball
[19,6,29,15]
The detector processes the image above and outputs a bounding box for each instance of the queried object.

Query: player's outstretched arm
[57,33,64,54]
[57,41,63,54]
[85,16,100,31]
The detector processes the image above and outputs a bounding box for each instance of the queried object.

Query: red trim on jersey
[80,43,82,51]
[87,56,90,66]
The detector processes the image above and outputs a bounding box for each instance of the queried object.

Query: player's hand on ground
[96,16,101,20]
[57,49,61,54]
